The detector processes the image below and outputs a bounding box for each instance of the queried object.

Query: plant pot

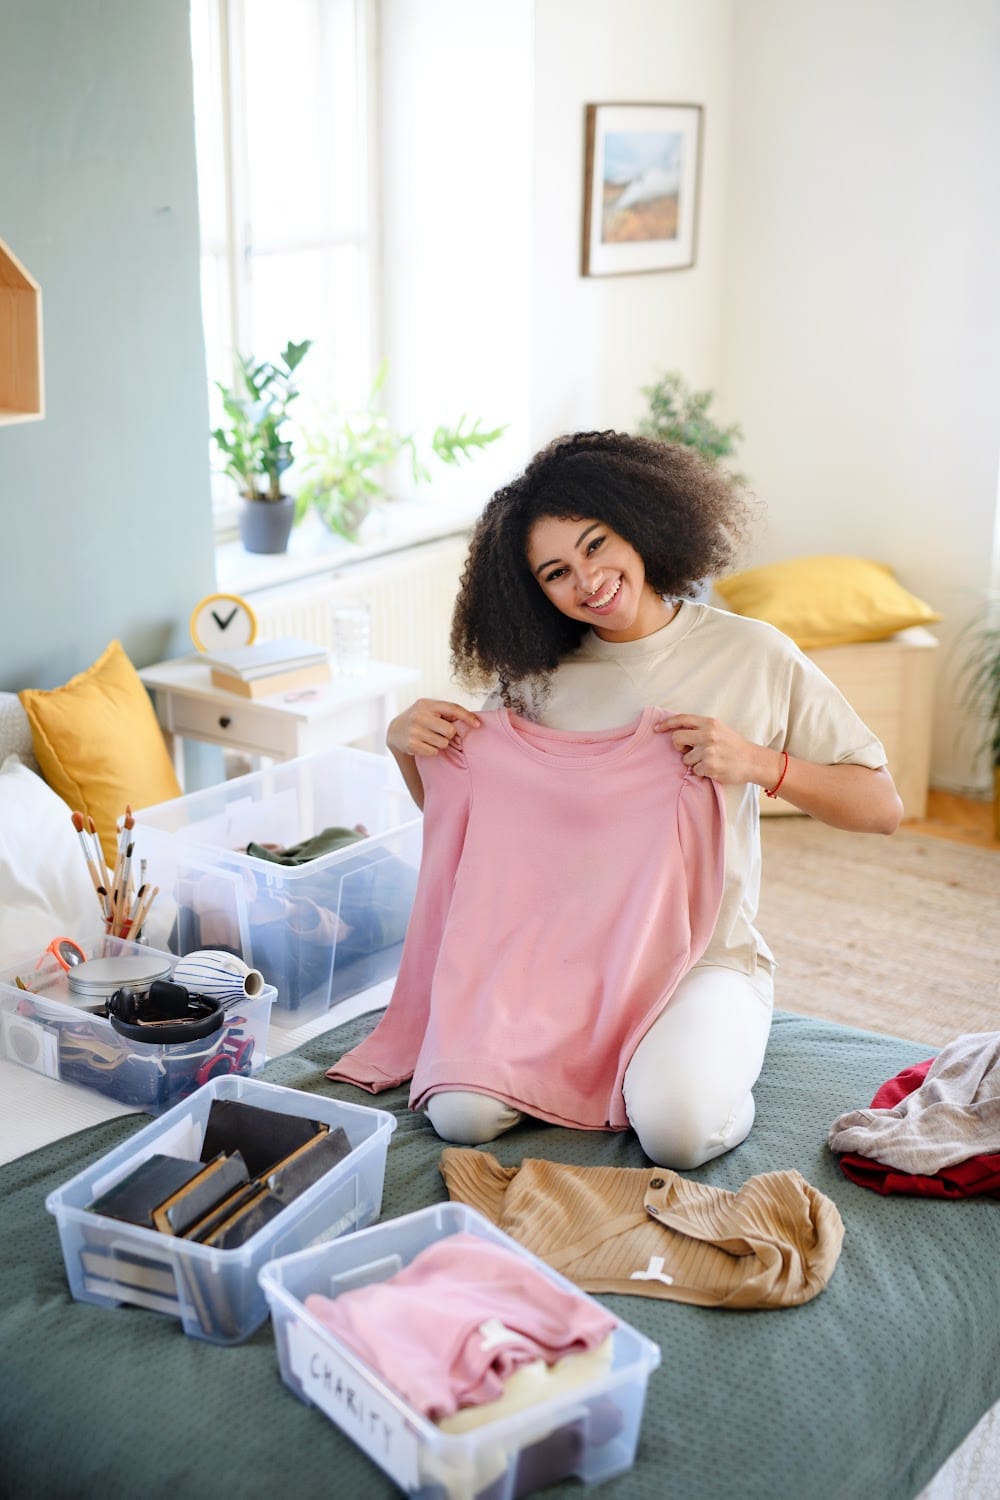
[238,495,295,555]
[313,494,372,544]
[994,766,1000,843]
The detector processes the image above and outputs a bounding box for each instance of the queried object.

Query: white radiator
[250,532,473,703]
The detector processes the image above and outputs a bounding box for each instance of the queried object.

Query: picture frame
[581,102,703,277]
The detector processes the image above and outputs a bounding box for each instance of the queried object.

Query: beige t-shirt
[492,601,887,977]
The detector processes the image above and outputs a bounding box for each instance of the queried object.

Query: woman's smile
[583,575,623,613]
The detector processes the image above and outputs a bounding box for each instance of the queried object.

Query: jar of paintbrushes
[70,805,160,941]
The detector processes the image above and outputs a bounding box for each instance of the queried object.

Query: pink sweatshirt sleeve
[325,736,472,1090]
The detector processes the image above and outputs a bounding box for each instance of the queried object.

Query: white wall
[720,0,1000,791]
[380,0,737,478]
[530,0,736,445]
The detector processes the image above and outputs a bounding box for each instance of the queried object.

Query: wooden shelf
[0,235,44,425]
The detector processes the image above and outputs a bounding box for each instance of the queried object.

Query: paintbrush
[130,883,159,939]
[120,806,136,908]
[117,803,130,855]
[110,842,136,936]
[86,815,110,887]
[128,882,147,932]
[70,809,102,889]
[108,810,133,935]
[70,811,110,917]
[116,803,133,856]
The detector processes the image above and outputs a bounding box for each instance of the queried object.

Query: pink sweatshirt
[328,708,725,1129]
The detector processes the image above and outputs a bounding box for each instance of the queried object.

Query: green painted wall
[0,0,215,691]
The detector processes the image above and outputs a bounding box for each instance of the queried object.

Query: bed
[1,1007,998,1499]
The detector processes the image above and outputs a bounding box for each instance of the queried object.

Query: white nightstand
[139,655,420,789]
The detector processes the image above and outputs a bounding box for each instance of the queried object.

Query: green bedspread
[2,1010,998,1499]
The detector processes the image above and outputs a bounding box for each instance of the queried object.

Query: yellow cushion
[19,640,182,867]
[713,555,941,650]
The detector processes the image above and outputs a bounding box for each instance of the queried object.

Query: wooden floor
[904,788,999,849]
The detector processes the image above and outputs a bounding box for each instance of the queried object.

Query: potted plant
[638,369,747,602]
[211,340,313,554]
[638,369,746,484]
[956,595,1000,839]
[295,362,507,542]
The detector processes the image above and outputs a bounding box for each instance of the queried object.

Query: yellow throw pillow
[714,555,941,650]
[19,640,182,867]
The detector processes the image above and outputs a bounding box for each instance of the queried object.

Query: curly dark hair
[450,429,758,701]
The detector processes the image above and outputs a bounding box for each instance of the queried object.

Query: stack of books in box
[204,639,332,698]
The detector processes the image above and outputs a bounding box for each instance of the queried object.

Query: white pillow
[0,693,39,773]
[0,754,100,968]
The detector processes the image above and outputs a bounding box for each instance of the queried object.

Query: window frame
[192,0,382,539]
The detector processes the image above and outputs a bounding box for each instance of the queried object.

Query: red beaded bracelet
[765,749,789,799]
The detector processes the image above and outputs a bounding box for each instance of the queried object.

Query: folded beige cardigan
[440,1150,844,1310]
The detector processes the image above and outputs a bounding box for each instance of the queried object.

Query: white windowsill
[215,495,481,598]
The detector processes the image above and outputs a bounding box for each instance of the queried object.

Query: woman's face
[526,515,675,641]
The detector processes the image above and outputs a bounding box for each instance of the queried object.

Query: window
[190,0,378,526]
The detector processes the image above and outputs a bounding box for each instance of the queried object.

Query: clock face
[190,593,258,652]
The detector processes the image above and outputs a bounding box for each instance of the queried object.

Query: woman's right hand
[387,698,482,757]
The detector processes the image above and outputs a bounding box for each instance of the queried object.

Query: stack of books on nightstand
[203,638,332,698]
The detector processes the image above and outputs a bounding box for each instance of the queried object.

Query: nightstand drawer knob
[218,715,232,729]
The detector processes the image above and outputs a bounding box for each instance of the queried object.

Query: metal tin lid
[68,954,173,998]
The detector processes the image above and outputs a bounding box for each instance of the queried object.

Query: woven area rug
[757,818,1000,1046]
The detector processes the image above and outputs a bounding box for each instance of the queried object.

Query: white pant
[424,963,775,1170]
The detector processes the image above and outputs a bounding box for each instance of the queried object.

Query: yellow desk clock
[189,593,258,653]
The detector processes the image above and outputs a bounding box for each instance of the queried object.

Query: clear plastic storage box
[0,934,273,1113]
[259,1203,661,1499]
[45,1074,396,1344]
[133,747,422,1022]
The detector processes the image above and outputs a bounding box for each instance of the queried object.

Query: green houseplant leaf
[211,340,313,502]
[956,597,1000,769]
[296,363,507,541]
[638,369,746,483]
[432,416,509,467]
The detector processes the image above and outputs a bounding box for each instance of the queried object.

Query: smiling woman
[365,429,903,1174]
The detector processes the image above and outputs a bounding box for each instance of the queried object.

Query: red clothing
[328,708,726,1130]
[838,1058,1000,1198]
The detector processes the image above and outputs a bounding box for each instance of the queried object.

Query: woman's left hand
[657,712,903,833]
[656,713,776,787]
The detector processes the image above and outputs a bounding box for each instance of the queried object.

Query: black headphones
[106,980,224,1044]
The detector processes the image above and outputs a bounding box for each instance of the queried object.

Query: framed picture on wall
[582,102,703,277]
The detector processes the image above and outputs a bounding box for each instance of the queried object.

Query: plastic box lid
[132,748,422,1021]
[134,744,420,847]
